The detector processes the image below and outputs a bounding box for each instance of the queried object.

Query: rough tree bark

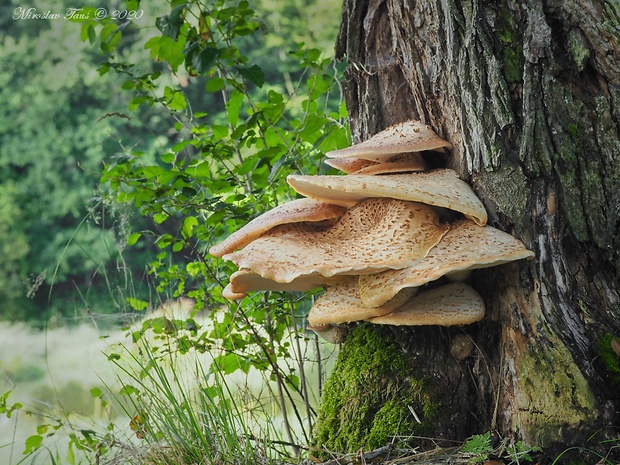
[313,0,620,458]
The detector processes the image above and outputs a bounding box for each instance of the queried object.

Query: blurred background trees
[0,0,343,325]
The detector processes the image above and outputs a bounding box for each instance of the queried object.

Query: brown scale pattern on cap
[223,198,449,283]
[358,219,535,308]
[287,169,488,226]
[354,153,427,175]
[209,198,347,257]
[325,120,452,162]
[324,158,378,173]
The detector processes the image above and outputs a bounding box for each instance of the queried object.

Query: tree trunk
[313,0,620,458]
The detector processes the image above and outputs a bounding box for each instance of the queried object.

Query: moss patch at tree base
[310,324,439,459]
[598,333,620,383]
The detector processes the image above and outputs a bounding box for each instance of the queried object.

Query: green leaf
[80,22,96,43]
[128,96,151,111]
[127,297,149,311]
[156,5,186,40]
[36,424,50,434]
[121,79,135,90]
[146,35,185,72]
[24,435,43,454]
[205,77,225,92]
[153,212,168,224]
[462,432,492,463]
[119,385,137,396]
[214,353,242,374]
[226,90,245,126]
[238,64,265,88]
[127,232,142,245]
[100,22,122,52]
[182,216,198,239]
[90,387,103,398]
[193,47,220,75]
[164,86,187,111]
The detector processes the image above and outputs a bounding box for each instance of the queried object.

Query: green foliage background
[0,0,346,325]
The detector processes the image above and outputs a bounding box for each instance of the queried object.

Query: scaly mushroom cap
[367,283,485,326]
[223,198,449,283]
[326,120,452,162]
[355,153,427,175]
[307,276,417,326]
[358,219,535,307]
[227,269,335,296]
[325,153,427,175]
[287,169,488,226]
[324,158,377,174]
[209,198,347,257]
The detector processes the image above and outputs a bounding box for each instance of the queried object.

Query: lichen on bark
[511,329,597,445]
[310,324,439,458]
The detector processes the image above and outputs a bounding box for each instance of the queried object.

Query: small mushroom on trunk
[354,154,427,175]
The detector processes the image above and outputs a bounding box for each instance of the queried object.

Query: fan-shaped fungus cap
[226,269,334,296]
[367,283,485,326]
[287,169,488,226]
[209,198,347,257]
[355,153,427,175]
[324,158,377,174]
[222,283,247,300]
[223,198,449,283]
[359,219,535,307]
[325,153,427,175]
[326,120,452,162]
[307,276,417,326]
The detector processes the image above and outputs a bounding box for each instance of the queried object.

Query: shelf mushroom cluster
[209,121,534,342]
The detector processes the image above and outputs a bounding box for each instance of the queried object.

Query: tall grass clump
[101,341,288,465]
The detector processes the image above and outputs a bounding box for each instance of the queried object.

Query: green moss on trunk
[597,333,620,383]
[310,324,439,458]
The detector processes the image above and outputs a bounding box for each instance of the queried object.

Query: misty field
[0,301,336,465]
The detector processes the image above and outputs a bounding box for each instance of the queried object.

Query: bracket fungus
[209,120,534,342]
[209,198,347,257]
[324,157,378,174]
[307,276,417,326]
[286,169,488,226]
[358,219,535,308]
[367,283,485,326]
[325,120,452,162]
[223,198,448,283]
[325,152,427,175]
